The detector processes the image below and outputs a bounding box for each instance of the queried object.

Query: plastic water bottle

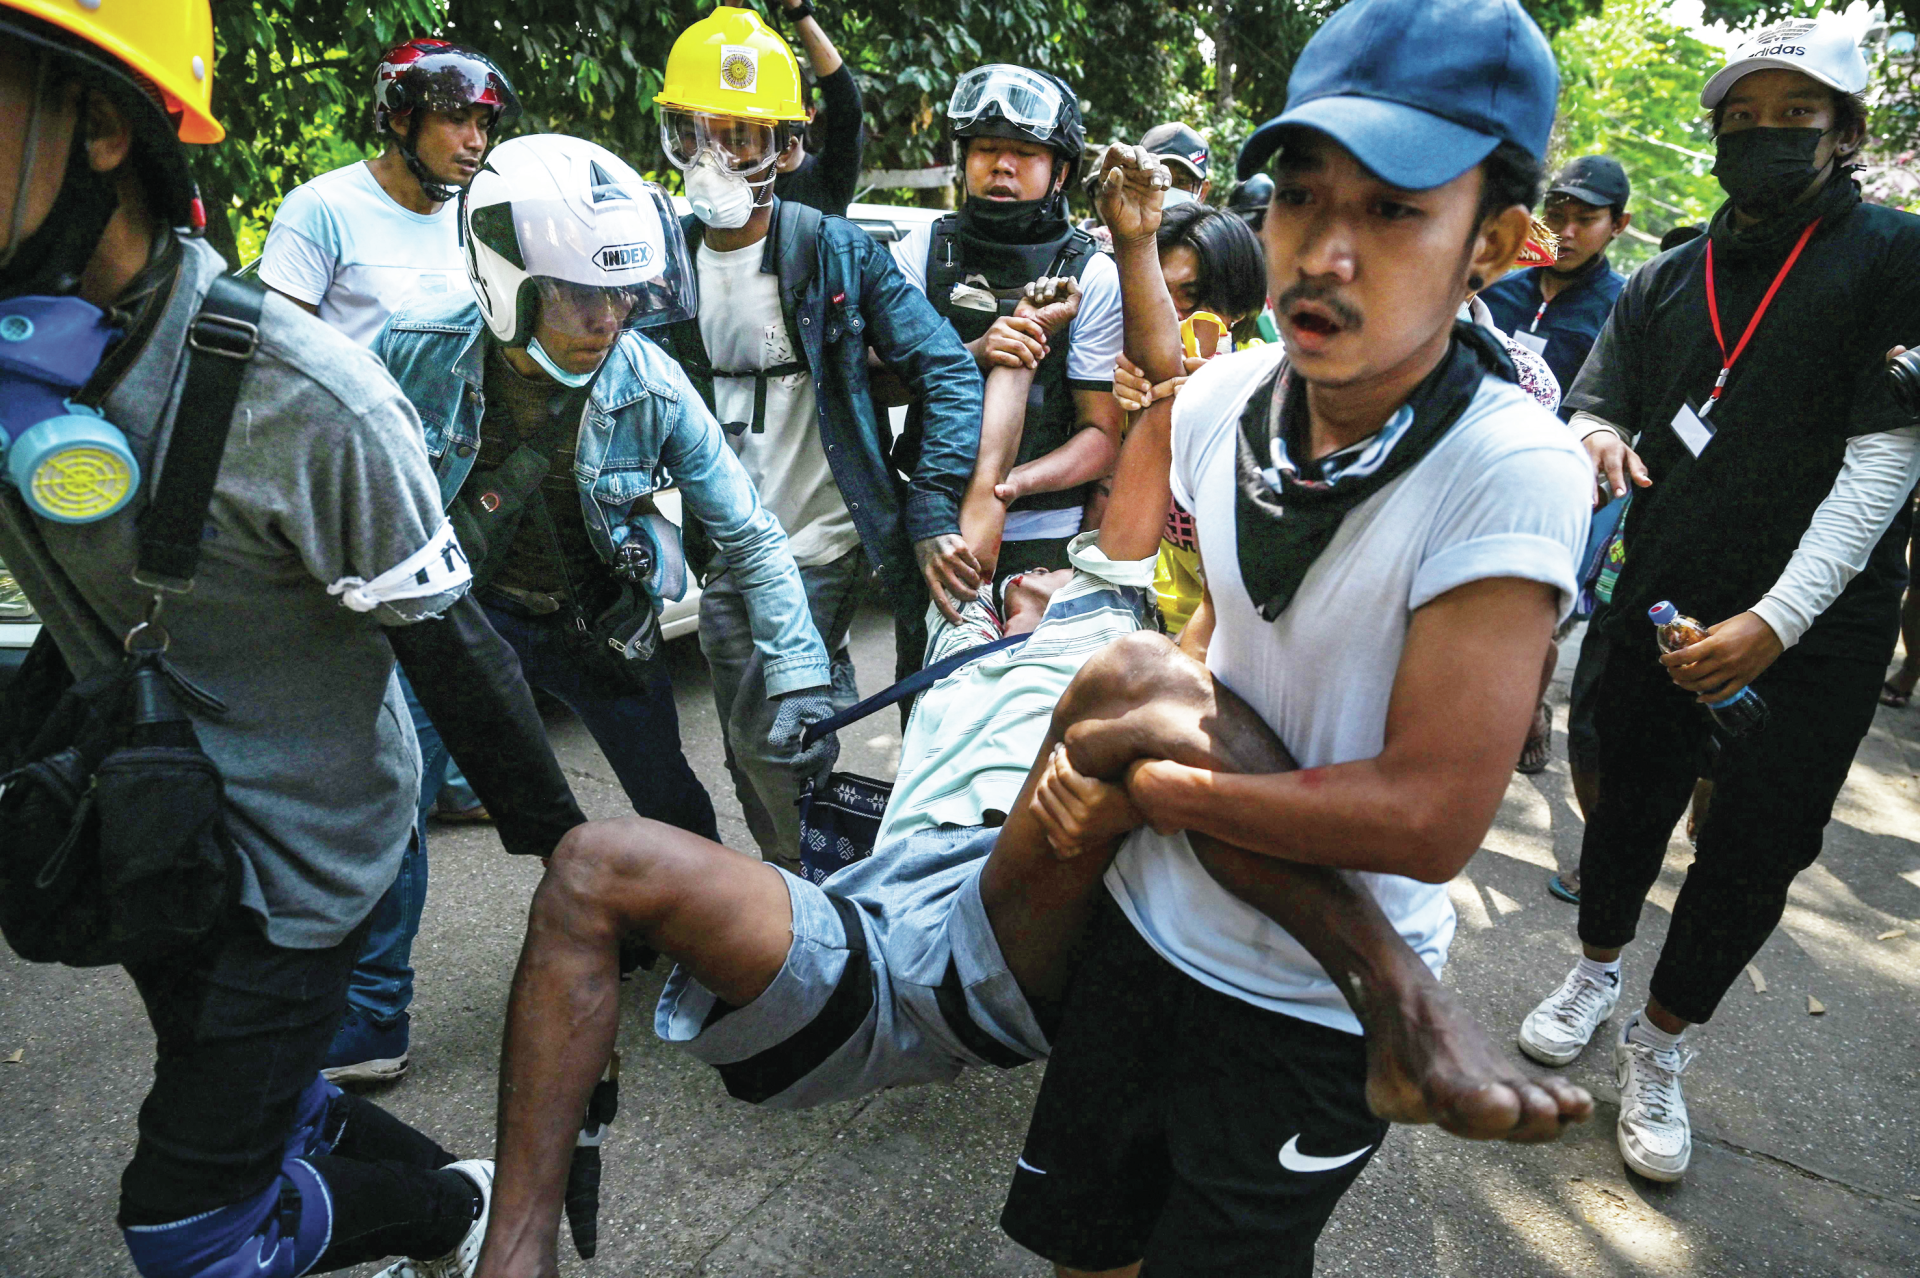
[1648,600,1770,736]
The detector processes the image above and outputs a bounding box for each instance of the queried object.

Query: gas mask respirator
[0,295,138,523]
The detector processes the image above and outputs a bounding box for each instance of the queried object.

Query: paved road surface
[3,615,1917,1276]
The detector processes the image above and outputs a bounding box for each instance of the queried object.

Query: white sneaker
[1614,1024,1695,1182]
[1518,963,1621,1066]
[370,1159,494,1278]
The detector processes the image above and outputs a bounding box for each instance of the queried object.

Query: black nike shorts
[999,892,1388,1276]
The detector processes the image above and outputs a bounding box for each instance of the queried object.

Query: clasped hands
[1028,739,1193,859]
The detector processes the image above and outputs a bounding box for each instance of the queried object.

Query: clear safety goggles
[659,109,782,174]
[947,65,1064,138]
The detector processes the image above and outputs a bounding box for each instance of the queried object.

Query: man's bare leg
[983,631,1592,1141]
[475,821,793,1278]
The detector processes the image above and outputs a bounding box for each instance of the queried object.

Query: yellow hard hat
[0,0,223,143]
[655,5,805,124]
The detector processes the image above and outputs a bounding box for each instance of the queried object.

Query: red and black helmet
[372,39,521,137]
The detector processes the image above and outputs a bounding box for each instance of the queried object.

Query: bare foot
[1356,967,1593,1141]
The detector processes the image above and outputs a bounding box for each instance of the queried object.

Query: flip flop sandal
[1547,873,1580,905]
[1880,680,1913,709]
[1515,699,1552,775]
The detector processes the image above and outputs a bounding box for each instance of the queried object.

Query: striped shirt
[875,534,1158,845]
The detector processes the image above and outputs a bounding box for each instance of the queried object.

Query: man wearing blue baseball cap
[995,1,1593,1271]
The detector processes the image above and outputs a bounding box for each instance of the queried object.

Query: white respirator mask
[683,155,758,229]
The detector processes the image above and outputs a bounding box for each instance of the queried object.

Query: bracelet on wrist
[782,1,816,21]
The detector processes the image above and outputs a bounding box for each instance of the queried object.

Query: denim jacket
[658,199,983,612]
[374,294,831,697]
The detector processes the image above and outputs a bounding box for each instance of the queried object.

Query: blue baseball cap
[1236,0,1559,190]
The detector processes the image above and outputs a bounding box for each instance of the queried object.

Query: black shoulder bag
[0,276,263,968]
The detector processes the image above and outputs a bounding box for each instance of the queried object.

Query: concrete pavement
[2,613,1917,1276]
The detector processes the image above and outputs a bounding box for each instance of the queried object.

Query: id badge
[1511,328,1549,357]
[1668,400,1713,458]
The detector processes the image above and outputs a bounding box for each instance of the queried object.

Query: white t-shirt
[696,239,860,567]
[257,161,467,345]
[1105,344,1591,1034]
[877,534,1155,846]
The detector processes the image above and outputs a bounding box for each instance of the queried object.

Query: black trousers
[119,909,478,1270]
[1577,637,1883,1024]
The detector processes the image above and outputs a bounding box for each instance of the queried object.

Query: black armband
[780,1,816,21]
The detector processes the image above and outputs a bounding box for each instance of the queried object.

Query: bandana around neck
[1234,321,1517,621]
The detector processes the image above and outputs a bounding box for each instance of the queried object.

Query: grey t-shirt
[0,237,464,948]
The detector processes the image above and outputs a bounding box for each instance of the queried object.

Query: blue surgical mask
[0,295,140,523]
[524,335,597,388]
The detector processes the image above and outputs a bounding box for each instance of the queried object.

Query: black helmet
[1227,173,1274,228]
[948,64,1084,180]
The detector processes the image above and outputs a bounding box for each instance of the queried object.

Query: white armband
[328,519,472,613]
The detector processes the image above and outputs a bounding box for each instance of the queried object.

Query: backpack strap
[802,630,1030,747]
[1051,226,1099,283]
[134,274,266,590]
[923,215,963,317]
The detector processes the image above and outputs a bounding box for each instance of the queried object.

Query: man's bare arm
[1177,583,1215,659]
[993,390,1122,508]
[1109,575,1557,883]
[959,366,1035,579]
[958,279,1082,577]
[1091,143,1187,563]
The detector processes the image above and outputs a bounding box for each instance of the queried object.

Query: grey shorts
[652,824,1050,1109]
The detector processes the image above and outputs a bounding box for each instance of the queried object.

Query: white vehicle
[0,556,39,689]
[649,488,700,642]
[841,199,946,243]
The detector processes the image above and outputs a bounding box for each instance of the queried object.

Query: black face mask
[0,112,121,299]
[1712,127,1829,218]
[957,189,1068,246]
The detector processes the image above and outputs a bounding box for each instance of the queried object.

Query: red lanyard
[1700,218,1820,416]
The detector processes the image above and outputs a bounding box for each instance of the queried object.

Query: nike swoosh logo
[1278,1134,1373,1174]
[1015,1156,1047,1175]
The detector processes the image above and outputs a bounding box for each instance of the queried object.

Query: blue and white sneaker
[322,1007,410,1085]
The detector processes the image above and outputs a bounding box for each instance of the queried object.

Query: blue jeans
[345,672,447,1024]
[699,547,868,867]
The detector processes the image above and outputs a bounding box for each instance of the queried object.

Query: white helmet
[462,134,695,347]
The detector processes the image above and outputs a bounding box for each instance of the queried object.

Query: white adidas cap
[1700,16,1869,109]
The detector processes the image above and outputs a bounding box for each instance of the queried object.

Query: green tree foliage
[200,0,1622,263]
[1700,0,1920,31]
[1549,0,1729,266]
[195,0,440,263]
